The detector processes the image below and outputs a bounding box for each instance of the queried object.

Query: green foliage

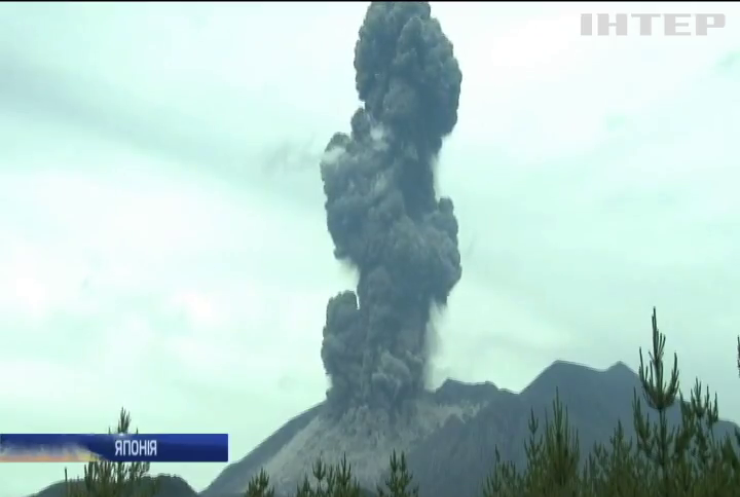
[245,469,274,497]
[70,308,740,497]
[479,307,740,497]
[266,307,738,497]
[65,408,159,497]
[482,390,581,497]
[376,451,418,497]
[261,455,363,497]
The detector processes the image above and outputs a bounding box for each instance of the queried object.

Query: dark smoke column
[320,1,462,414]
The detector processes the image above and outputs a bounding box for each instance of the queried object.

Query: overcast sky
[1,2,739,496]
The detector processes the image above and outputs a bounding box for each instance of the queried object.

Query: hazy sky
[1,2,739,495]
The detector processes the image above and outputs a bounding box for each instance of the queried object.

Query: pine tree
[628,308,740,497]
[483,307,740,497]
[582,420,645,497]
[327,455,363,497]
[291,456,363,497]
[295,476,314,497]
[481,432,528,497]
[310,458,331,497]
[483,392,580,497]
[632,307,682,497]
[245,469,275,497]
[540,389,581,495]
[65,408,159,497]
[229,310,740,497]
[376,452,418,497]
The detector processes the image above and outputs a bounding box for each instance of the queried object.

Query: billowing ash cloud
[319,1,462,414]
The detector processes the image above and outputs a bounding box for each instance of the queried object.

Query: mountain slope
[203,361,739,497]
[204,403,324,497]
[404,360,739,497]
[26,361,740,497]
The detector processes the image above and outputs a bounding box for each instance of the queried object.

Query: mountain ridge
[203,359,738,497]
[24,360,739,497]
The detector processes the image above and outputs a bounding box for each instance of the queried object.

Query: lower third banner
[0,433,228,462]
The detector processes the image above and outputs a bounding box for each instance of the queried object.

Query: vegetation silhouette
[65,308,740,497]
[64,408,159,497]
[242,308,740,497]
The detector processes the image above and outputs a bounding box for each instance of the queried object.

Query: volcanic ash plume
[319,1,463,414]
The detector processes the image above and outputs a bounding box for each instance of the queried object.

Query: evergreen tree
[483,390,580,497]
[328,455,363,497]
[65,408,159,497]
[483,306,740,497]
[293,456,362,497]
[245,469,274,497]
[631,307,682,497]
[168,309,740,497]
[630,308,740,497]
[538,389,580,496]
[582,420,646,497]
[377,452,418,497]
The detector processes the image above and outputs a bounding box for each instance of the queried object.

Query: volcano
[200,361,739,497]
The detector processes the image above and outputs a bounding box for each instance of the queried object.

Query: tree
[482,390,580,497]
[65,408,159,497]
[631,307,682,497]
[483,306,740,497]
[245,469,275,497]
[630,308,740,497]
[377,452,418,497]
[292,456,362,497]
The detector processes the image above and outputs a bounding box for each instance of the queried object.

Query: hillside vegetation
[64,308,740,497]
[238,308,740,497]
